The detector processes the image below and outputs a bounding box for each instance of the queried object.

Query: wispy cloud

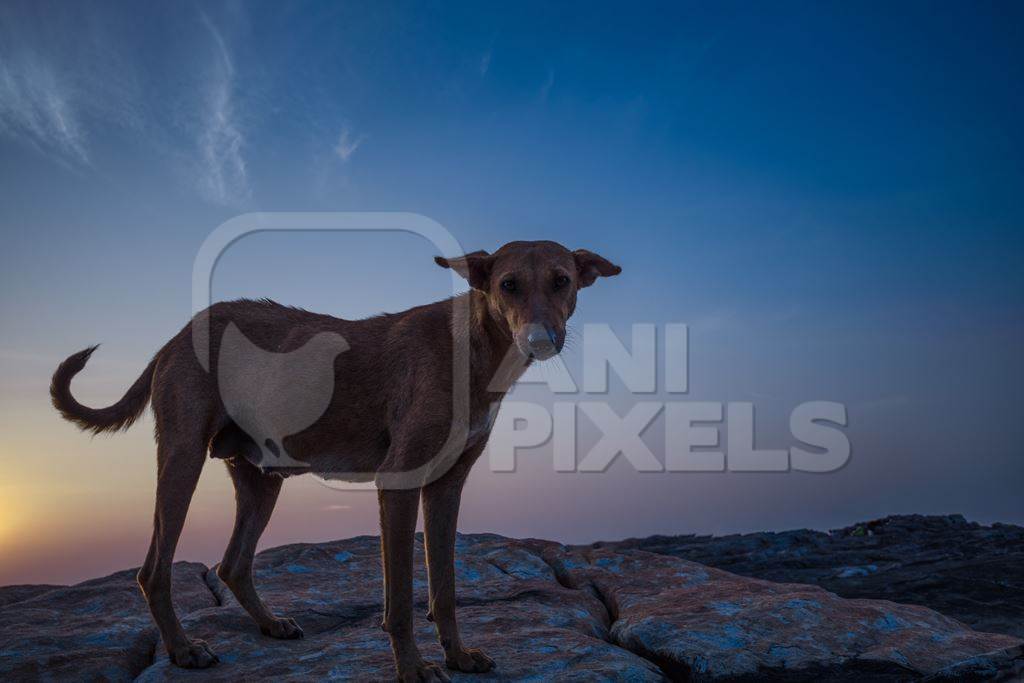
[0,37,90,166]
[0,5,252,205]
[196,12,249,206]
[334,125,365,163]
[0,3,153,168]
[479,49,492,76]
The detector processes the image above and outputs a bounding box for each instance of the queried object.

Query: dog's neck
[462,290,530,396]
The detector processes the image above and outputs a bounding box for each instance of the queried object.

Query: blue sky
[1,1,1022,584]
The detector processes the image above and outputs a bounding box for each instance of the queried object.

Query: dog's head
[435,240,621,360]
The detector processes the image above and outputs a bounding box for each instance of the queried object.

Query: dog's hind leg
[137,437,218,668]
[217,455,303,639]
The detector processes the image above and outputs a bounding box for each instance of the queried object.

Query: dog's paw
[397,659,450,682]
[260,616,304,639]
[169,638,219,668]
[445,647,495,673]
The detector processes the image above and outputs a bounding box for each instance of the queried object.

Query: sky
[1,0,1022,585]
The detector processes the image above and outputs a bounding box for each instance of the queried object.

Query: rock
[538,544,1021,680]
[596,514,1024,640]
[0,563,216,681]
[923,644,1024,682]
[0,585,64,608]
[135,534,662,682]
[1,519,1021,681]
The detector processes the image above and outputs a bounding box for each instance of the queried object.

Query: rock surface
[540,545,1022,681]
[1,516,1021,681]
[0,563,216,681]
[597,515,1024,640]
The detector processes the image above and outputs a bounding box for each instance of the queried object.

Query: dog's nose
[526,326,559,360]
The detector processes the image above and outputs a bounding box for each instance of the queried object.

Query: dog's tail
[50,346,158,435]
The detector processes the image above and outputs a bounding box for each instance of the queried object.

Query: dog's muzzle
[525,325,560,360]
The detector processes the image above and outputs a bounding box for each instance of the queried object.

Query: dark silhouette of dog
[50,240,620,681]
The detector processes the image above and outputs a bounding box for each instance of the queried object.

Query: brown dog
[50,240,620,681]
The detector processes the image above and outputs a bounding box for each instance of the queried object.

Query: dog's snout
[526,325,560,360]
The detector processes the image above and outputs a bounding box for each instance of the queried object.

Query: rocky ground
[1,515,1021,681]
[598,514,1024,641]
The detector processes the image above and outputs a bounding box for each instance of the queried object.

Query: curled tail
[50,346,158,435]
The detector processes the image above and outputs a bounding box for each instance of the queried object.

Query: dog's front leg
[379,487,449,682]
[422,456,495,674]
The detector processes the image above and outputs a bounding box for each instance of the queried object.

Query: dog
[51,240,620,681]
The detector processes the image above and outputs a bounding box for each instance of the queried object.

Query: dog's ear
[573,249,622,287]
[434,250,494,291]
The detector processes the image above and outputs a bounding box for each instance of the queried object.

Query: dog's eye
[501,279,516,292]
[553,275,570,290]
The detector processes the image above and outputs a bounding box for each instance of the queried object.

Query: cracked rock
[1,518,1020,681]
